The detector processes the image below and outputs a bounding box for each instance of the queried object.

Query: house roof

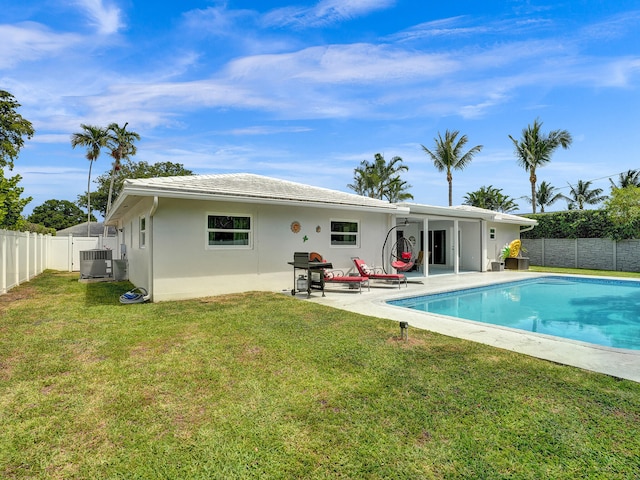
[56,221,117,237]
[451,205,537,225]
[106,173,407,222]
[105,173,536,228]
[397,203,537,226]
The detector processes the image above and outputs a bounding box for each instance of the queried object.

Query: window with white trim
[139,216,146,248]
[207,214,252,248]
[330,220,359,247]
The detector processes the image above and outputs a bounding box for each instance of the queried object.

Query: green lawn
[530,265,640,278]
[1,271,639,479]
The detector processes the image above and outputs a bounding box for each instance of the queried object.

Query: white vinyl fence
[0,229,119,295]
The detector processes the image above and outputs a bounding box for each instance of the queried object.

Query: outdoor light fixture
[399,321,408,341]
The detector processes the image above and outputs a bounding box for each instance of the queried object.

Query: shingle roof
[451,205,537,225]
[56,222,117,237]
[120,173,400,211]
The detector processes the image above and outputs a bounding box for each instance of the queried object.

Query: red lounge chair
[353,258,407,289]
[323,270,369,293]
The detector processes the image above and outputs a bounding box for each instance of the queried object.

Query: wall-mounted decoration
[409,235,416,245]
[303,235,309,242]
[291,221,301,233]
[316,225,321,233]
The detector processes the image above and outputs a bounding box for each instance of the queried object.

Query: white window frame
[206,213,253,250]
[139,215,146,249]
[330,219,360,248]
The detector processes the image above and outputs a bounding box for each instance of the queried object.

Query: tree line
[1,88,638,236]
[0,89,193,232]
[348,121,639,221]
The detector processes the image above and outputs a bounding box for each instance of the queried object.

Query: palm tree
[609,169,640,189]
[567,180,606,210]
[509,119,572,214]
[526,181,567,213]
[105,122,140,214]
[421,130,483,206]
[71,124,109,235]
[347,153,413,202]
[495,194,519,213]
[463,185,499,210]
[463,185,518,213]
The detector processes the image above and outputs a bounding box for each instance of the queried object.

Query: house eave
[395,202,538,226]
[106,187,409,223]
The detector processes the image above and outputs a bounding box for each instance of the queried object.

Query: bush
[521,210,638,240]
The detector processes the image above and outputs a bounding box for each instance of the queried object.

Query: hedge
[520,210,639,240]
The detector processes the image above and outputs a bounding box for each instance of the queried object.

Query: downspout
[144,196,158,302]
[519,225,535,233]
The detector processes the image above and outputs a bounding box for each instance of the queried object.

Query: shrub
[521,210,638,240]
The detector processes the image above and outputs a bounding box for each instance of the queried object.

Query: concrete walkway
[298,271,640,383]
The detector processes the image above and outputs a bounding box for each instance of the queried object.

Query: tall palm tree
[509,119,572,214]
[567,180,606,210]
[529,181,566,213]
[421,130,483,206]
[609,169,640,189]
[347,153,413,202]
[71,124,109,235]
[105,122,140,214]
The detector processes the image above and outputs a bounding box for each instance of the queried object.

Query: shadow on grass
[84,280,135,306]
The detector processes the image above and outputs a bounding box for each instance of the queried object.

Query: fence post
[34,233,39,277]
[613,240,617,271]
[14,233,20,287]
[1,232,6,294]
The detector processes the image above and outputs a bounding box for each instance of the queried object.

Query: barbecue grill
[288,252,333,297]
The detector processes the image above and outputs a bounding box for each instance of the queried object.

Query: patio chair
[310,252,369,293]
[391,251,414,272]
[323,269,370,293]
[413,250,424,272]
[353,258,407,289]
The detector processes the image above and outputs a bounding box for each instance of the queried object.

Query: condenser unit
[79,249,113,279]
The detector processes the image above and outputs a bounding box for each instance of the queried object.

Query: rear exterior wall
[140,198,394,301]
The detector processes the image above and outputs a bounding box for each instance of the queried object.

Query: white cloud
[263,0,395,28]
[73,0,123,35]
[182,4,256,36]
[579,10,640,42]
[225,126,313,135]
[0,22,81,68]
[225,44,459,85]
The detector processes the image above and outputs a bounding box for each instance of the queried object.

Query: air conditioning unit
[80,249,113,279]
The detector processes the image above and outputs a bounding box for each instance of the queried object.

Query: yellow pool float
[508,239,521,258]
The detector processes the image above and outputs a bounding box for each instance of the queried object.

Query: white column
[453,219,459,274]
[480,220,487,272]
[423,218,429,277]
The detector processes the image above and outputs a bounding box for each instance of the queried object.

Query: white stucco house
[105,173,536,301]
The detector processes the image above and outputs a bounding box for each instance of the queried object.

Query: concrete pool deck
[301,271,640,383]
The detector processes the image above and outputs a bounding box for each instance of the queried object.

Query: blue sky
[3,0,639,219]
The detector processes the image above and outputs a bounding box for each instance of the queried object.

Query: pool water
[388,276,640,350]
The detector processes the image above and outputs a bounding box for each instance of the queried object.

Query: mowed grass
[1,271,639,479]
[530,265,640,278]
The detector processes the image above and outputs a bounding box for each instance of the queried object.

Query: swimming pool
[388,276,640,350]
